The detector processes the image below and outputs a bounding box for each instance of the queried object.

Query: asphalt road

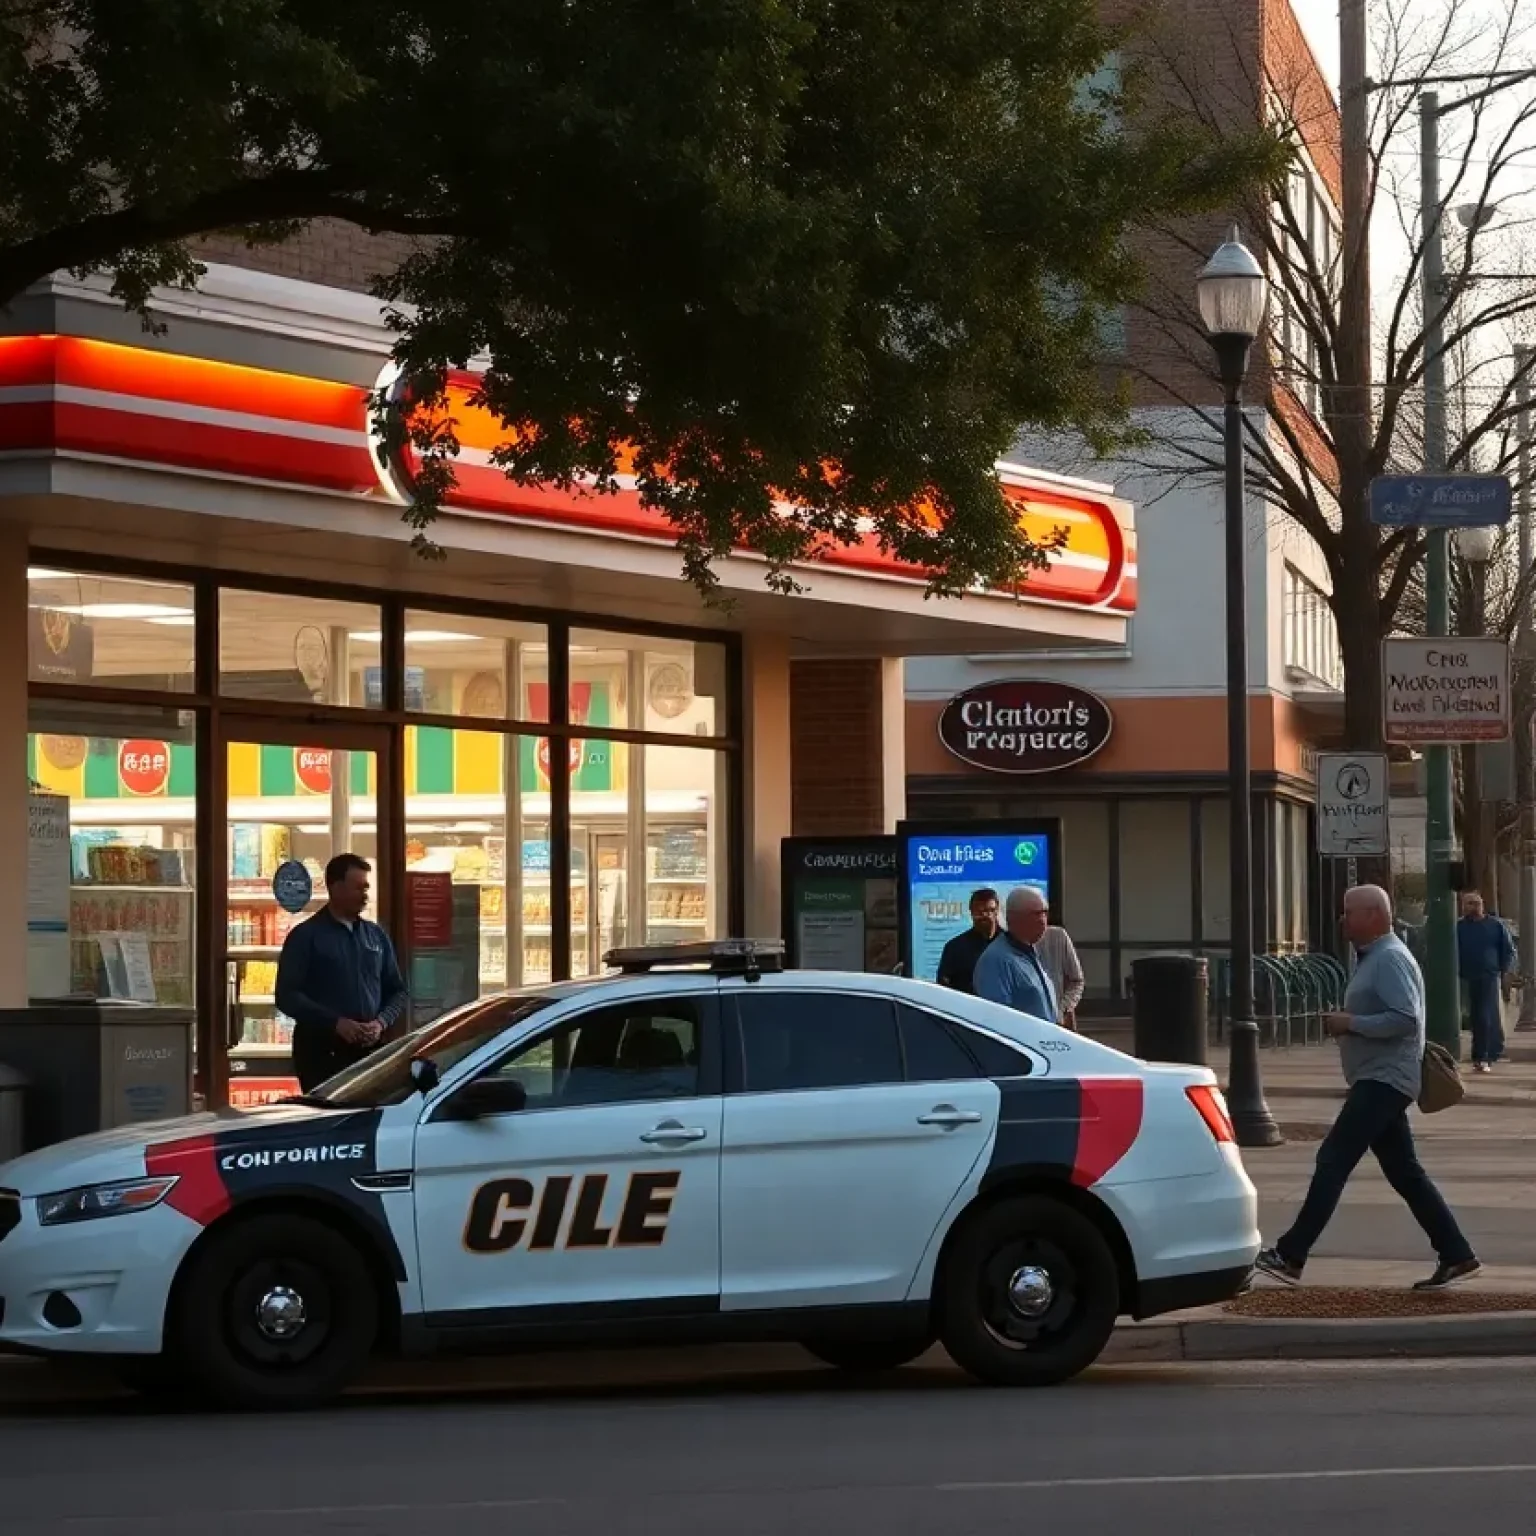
[7,1357,1536,1534]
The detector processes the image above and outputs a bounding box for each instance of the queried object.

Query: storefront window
[28,567,195,690]
[219,589,382,706]
[569,629,728,737]
[568,741,730,976]
[26,700,197,1007]
[404,611,550,721]
[402,725,551,1000]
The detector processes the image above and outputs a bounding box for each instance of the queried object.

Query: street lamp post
[1198,225,1282,1149]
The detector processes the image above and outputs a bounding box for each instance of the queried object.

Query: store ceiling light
[26,567,71,581]
[350,629,477,644]
[46,602,195,621]
[146,615,196,627]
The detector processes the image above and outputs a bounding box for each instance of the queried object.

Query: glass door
[217,719,393,1108]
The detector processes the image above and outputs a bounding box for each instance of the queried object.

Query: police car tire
[938,1195,1119,1388]
[799,1336,933,1374]
[174,1213,379,1410]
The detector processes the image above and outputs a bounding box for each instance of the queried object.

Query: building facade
[903,0,1347,1005]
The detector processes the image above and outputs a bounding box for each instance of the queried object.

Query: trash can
[1131,954,1209,1066]
[0,1064,25,1166]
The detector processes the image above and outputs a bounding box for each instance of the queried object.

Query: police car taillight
[1186,1085,1235,1143]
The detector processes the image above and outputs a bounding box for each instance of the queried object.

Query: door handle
[640,1122,708,1145]
[917,1106,984,1128]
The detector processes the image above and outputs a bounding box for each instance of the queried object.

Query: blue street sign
[1369,473,1513,528]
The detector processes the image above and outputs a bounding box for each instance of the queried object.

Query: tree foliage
[0,0,1275,593]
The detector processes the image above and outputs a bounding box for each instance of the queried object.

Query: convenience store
[4,265,1137,1111]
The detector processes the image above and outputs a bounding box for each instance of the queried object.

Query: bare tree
[1115,0,1536,756]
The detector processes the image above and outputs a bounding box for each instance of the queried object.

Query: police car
[0,940,1257,1408]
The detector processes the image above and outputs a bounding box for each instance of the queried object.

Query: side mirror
[447,1076,528,1121]
[409,1056,440,1096]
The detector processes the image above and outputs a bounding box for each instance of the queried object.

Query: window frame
[436,990,723,1118]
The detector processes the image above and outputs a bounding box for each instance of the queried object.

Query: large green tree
[0,0,1274,593]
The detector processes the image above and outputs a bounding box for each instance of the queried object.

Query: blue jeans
[1466,974,1506,1064]
[1278,1078,1474,1268]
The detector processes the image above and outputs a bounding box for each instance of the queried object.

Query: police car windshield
[311,995,554,1108]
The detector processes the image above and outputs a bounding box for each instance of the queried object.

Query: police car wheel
[938,1195,1119,1388]
[174,1213,379,1410]
[799,1336,933,1374]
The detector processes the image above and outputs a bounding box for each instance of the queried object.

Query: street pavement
[7,1357,1536,1533]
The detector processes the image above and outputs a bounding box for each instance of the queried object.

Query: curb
[1260,1083,1536,1110]
[6,1312,1536,1406]
[1103,1308,1536,1365]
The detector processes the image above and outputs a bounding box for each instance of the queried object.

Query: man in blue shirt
[1458,890,1515,1073]
[275,853,409,1091]
[973,886,1057,1022]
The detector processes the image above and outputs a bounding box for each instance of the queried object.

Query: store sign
[272,860,313,914]
[936,680,1113,774]
[1315,752,1389,858]
[118,740,171,796]
[537,737,585,777]
[409,871,454,947]
[1382,638,1510,744]
[27,607,94,684]
[295,747,333,794]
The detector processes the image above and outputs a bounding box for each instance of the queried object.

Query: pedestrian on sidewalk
[1036,922,1085,1031]
[936,888,1000,995]
[1255,884,1481,1293]
[1457,890,1515,1073]
[973,886,1056,1022]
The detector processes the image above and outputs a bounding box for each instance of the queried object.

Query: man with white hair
[973,885,1056,1022]
[1255,884,1480,1291]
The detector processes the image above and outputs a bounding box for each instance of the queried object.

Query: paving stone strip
[1227,1286,1536,1319]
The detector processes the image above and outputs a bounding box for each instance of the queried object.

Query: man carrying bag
[1255,884,1478,1292]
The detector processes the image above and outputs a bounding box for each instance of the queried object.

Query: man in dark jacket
[1457,890,1515,1073]
[935,888,1000,994]
[275,853,409,1091]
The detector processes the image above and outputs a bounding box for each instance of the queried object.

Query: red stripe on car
[145,1136,232,1226]
[1071,1079,1145,1187]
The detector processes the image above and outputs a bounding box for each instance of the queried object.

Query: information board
[896,820,1062,984]
[780,837,900,973]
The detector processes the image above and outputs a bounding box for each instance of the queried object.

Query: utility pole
[1517,345,1536,1029]
[1420,91,1460,1055]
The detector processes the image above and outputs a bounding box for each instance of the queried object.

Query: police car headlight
[35,1176,179,1227]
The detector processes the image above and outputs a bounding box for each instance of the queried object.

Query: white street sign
[1316,752,1389,858]
[1382,637,1510,744]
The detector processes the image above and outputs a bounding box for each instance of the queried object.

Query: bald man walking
[1256,885,1480,1292]
[973,886,1057,1022]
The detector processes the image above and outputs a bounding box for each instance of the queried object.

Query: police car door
[718,985,998,1310]
[412,987,723,1322]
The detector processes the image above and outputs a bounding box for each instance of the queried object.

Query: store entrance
[217,718,394,1108]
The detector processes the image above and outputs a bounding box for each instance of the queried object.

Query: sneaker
[1474,1062,1492,1074]
[1254,1247,1303,1286]
[1412,1258,1483,1291]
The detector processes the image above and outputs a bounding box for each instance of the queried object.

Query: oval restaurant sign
[937,680,1113,775]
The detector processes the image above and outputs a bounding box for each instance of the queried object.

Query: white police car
[0,941,1257,1408]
